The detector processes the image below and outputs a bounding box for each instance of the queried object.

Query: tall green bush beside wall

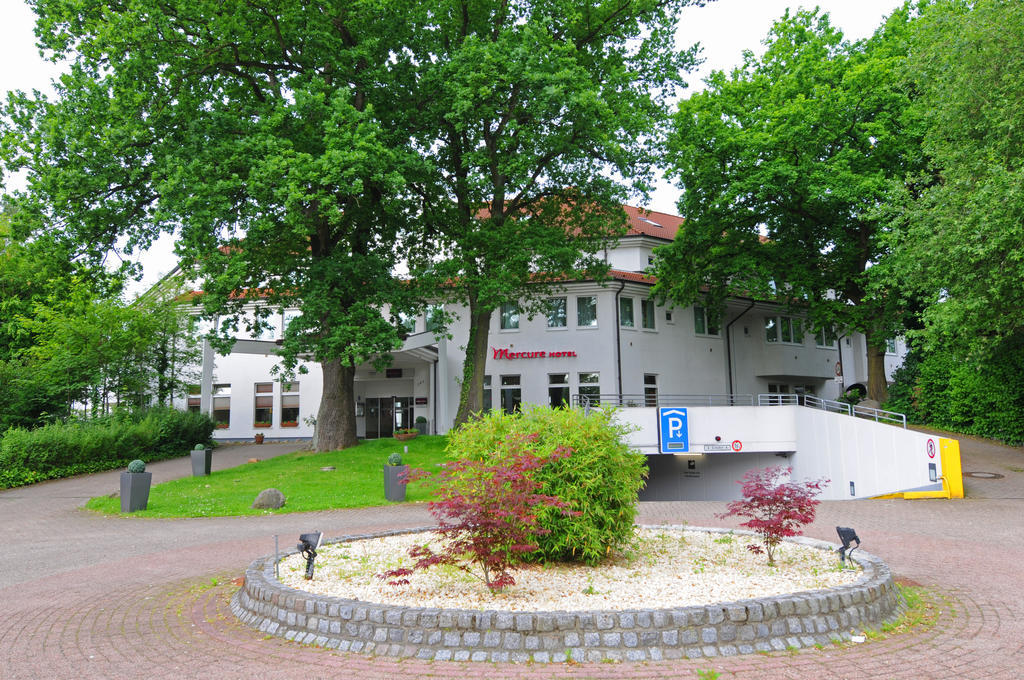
[0,408,215,488]
[446,406,646,565]
[887,333,1024,445]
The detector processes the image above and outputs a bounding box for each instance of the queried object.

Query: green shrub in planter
[446,405,646,565]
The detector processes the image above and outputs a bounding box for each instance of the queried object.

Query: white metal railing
[572,392,907,428]
[573,393,755,408]
[757,393,906,428]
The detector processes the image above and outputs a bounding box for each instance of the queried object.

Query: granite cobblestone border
[230,526,903,662]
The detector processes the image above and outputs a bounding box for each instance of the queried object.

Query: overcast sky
[0,0,906,296]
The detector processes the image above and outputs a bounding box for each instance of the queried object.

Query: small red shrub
[718,466,828,566]
[381,433,577,592]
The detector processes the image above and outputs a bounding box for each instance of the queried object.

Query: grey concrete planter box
[232,526,904,663]
[120,471,152,512]
[384,465,409,502]
[414,421,429,435]
[191,448,212,476]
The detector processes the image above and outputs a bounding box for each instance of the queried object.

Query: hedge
[886,333,1024,446]
[0,408,216,489]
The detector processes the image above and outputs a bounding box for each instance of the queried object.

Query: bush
[446,406,646,565]
[0,407,215,489]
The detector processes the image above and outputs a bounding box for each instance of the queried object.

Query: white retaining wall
[617,406,946,501]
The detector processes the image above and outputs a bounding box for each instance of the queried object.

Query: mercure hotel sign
[492,347,578,360]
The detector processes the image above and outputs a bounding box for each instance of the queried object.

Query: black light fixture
[297,531,323,580]
[836,526,860,566]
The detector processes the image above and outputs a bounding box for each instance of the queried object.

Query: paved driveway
[1,433,1022,679]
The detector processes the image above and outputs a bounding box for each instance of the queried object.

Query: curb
[231,525,903,662]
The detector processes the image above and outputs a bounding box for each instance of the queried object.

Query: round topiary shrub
[193,443,206,450]
[127,459,146,473]
[387,452,403,466]
[446,405,646,565]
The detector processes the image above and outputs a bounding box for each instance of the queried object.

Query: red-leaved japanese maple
[381,433,577,592]
[718,466,828,566]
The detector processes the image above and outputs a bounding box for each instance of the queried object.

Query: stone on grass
[252,488,286,509]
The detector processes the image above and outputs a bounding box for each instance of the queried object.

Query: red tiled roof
[623,205,684,240]
[609,269,657,285]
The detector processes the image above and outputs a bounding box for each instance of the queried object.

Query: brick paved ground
[1,432,1022,679]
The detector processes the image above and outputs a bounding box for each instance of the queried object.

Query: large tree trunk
[864,331,889,404]
[454,297,493,428]
[315,358,358,451]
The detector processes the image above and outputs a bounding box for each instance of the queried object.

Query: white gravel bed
[279,528,861,612]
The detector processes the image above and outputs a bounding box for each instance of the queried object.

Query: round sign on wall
[731,440,742,452]
[926,439,936,459]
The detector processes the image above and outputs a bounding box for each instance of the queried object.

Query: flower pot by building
[394,429,417,442]
[254,433,265,444]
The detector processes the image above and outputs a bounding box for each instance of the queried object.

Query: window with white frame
[577,296,598,327]
[665,309,674,323]
[396,311,416,335]
[546,297,567,328]
[619,297,635,328]
[694,305,719,336]
[886,338,898,354]
[644,374,658,406]
[280,382,299,427]
[425,305,445,333]
[765,315,803,344]
[578,372,600,403]
[282,309,302,338]
[548,373,569,408]
[500,303,519,330]
[814,325,838,348]
[500,375,521,413]
[212,384,231,428]
[641,299,656,330]
[254,382,273,427]
[186,384,200,413]
[482,374,493,412]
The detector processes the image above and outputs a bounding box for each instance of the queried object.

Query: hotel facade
[179,207,905,441]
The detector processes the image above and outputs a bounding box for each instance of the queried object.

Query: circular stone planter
[231,526,903,663]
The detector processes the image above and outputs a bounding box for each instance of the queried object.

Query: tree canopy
[3,0,702,442]
[400,0,698,425]
[651,7,923,401]
[2,0,425,449]
[881,0,1024,355]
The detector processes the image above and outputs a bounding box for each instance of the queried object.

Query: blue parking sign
[658,407,689,453]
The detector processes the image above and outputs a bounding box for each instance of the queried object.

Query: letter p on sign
[658,407,689,453]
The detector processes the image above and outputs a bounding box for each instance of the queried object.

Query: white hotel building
[181,206,905,443]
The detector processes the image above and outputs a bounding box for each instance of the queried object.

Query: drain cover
[964,471,1004,479]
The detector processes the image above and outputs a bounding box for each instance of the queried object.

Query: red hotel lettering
[492,347,577,359]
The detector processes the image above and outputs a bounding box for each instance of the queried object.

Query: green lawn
[85,435,449,518]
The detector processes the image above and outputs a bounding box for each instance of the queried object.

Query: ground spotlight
[297,531,323,580]
[836,526,860,566]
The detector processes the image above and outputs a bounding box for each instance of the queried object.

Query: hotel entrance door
[364,397,413,439]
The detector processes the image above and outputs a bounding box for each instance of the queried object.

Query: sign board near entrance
[658,407,689,453]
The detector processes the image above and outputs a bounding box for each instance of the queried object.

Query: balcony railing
[572,392,907,428]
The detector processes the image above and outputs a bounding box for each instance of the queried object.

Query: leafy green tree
[16,279,201,420]
[402,0,698,425]
[882,0,1024,355]
[1,207,127,430]
[2,1,424,450]
[652,7,923,402]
